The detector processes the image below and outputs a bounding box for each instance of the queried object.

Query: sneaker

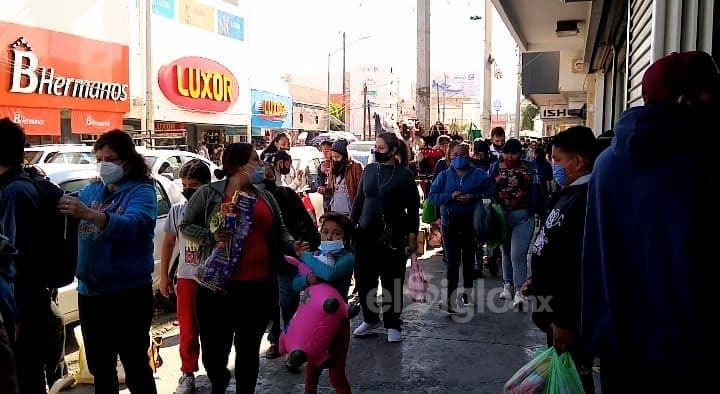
[353,321,379,337]
[513,293,528,311]
[265,344,281,359]
[439,301,459,315]
[387,328,402,343]
[175,373,195,394]
[461,292,474,306]
[499,283,513,300]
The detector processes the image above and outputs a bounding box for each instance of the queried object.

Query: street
[62,250,546,393]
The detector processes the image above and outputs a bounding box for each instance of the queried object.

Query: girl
[292,212,355,394]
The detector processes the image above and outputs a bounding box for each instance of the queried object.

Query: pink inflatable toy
[279,255,350,368]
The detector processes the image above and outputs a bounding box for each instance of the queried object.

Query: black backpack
[14,167,78,288]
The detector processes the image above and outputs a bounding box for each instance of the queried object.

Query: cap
[331,138,349,158]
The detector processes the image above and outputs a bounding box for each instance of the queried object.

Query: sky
[247,0,519,114]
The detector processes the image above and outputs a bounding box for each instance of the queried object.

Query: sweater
[292,250,354,301]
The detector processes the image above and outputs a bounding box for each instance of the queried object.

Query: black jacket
[531,179,589,332]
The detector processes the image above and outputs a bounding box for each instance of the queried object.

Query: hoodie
[428,165,494,222]
[581,102,717,379]
[76,179,157,296]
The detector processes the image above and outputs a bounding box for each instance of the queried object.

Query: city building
[289,83,328,133]
[348,64,399,138]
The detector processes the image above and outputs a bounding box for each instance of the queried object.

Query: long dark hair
[214,143,253,179]
[260,132,290,160]
[94,130,151,181]
[377,132,410,166]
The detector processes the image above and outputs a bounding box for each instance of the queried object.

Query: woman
[488,139,542,309]
[324,139,363,216]
[180,143,303,393]
[429,143,494,313]
[431,135,454,179]
[351,132,420,343]
[60,130,157,393]
[260,132,291,160]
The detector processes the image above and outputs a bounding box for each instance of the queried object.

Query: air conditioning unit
[556,20,581,37]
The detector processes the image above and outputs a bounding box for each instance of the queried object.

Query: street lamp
[326,34,372,131]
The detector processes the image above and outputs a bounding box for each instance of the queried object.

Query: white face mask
[98,161,124,185]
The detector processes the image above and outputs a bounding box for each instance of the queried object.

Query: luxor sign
[255,100,288,122]
[157,57,239,112]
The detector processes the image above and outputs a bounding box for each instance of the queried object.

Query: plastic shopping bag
[504,347,553,394]
[545,349,584,394]
[422,199,438,224]
[406,254,428,302]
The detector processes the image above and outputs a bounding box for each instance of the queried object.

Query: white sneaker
[513,293,528,310]
[499,283,513,300]
[175,373,195,394]
[387,328,402,343]
[353,321,379,337]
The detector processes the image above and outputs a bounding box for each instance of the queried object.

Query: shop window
[299,114,304,123]
[315,115,319,124]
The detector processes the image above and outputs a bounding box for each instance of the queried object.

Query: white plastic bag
[406,254,429,302]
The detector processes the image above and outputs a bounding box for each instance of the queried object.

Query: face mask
[182,188,197,200]
[504,157,521,168]
[278,167,291,175]
[552,163,568,187]
[247,166,266,185]
[451,156,470,169]
[318,240,344,254]
[98,161,124,186]
[374,151,393,163]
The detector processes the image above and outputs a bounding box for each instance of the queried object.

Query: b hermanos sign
[157,57,239,113]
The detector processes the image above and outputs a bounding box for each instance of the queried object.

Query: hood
[612,102,707,168]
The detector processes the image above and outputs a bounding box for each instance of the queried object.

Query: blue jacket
[292,250,354,301]
[76,179,157,295]
[428,165,494,222]
[581,102,716,372]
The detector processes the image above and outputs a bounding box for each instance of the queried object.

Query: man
[489,127,505,159]
[0,118,66,393]
[530,126,597,393]
[273,150,304,191]
[581,51,719,392]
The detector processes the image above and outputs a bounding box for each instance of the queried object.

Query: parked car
[137,148,220,186]
[24,145,94,165]
[37,164,185,323]
[347,140,375,167]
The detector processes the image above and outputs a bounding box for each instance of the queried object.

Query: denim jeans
[268,273,299,344]
[501,209,534,290]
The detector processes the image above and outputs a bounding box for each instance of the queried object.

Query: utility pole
[481,0,493,135]
[436,81,441,121]
[515,45,522,136]
[416,0,431,130]
[326,52,331,131]
[362,83,368,140]
[442,74,447,124]
[142,0,154,148]
[342,32,347,130]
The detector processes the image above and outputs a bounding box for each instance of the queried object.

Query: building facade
[348,65,399,138]
[289,84,328,132]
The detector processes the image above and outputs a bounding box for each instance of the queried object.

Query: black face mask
[374,151,393,163]
[182,188,197,200]
[278,167,291,175]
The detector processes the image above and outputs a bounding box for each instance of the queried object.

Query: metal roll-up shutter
[626,0,654,107]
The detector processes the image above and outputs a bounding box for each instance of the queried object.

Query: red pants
[304,320,351,394]
[176,278,200,374]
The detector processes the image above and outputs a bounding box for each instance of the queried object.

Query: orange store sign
[157,57,239,113]
[0,22,130,113]
[0,106,60,136]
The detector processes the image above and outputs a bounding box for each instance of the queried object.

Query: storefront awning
[71,110,124,134]
[0,106,61,136]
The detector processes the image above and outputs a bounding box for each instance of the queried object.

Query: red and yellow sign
[0,21,130,114]
[0,106,61,136]
[71,110,123,134]
[258,100,288,121]
[157,57,239,113]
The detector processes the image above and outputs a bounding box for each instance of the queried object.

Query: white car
[24,145,94,165]
[138,148,220,186]
[38,164,185,324]
[347,140,376,167]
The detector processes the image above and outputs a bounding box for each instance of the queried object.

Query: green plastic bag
[422,199,438,224]
[485,202,507,250]
[504,347,553,393]
[545,349,584,394]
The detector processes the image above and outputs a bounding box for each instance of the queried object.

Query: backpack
[13,166,78,288]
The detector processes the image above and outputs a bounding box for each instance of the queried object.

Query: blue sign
[492,99,503,111]
[152,0,174,19]
[250,90,292,129]
[217,10,244,41]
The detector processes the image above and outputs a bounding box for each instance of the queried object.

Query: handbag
[376,165,407,254]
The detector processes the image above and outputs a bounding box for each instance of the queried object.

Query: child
[292,212,355,394]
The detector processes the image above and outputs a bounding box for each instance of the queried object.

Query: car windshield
[24,151,42,165]
[347,142,374,152]
[46,152,97,164]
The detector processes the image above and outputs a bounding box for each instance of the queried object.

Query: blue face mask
[248,166,267,185]
[552,163,568,187]
[318,240,344,254]
[451,156,470,169]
